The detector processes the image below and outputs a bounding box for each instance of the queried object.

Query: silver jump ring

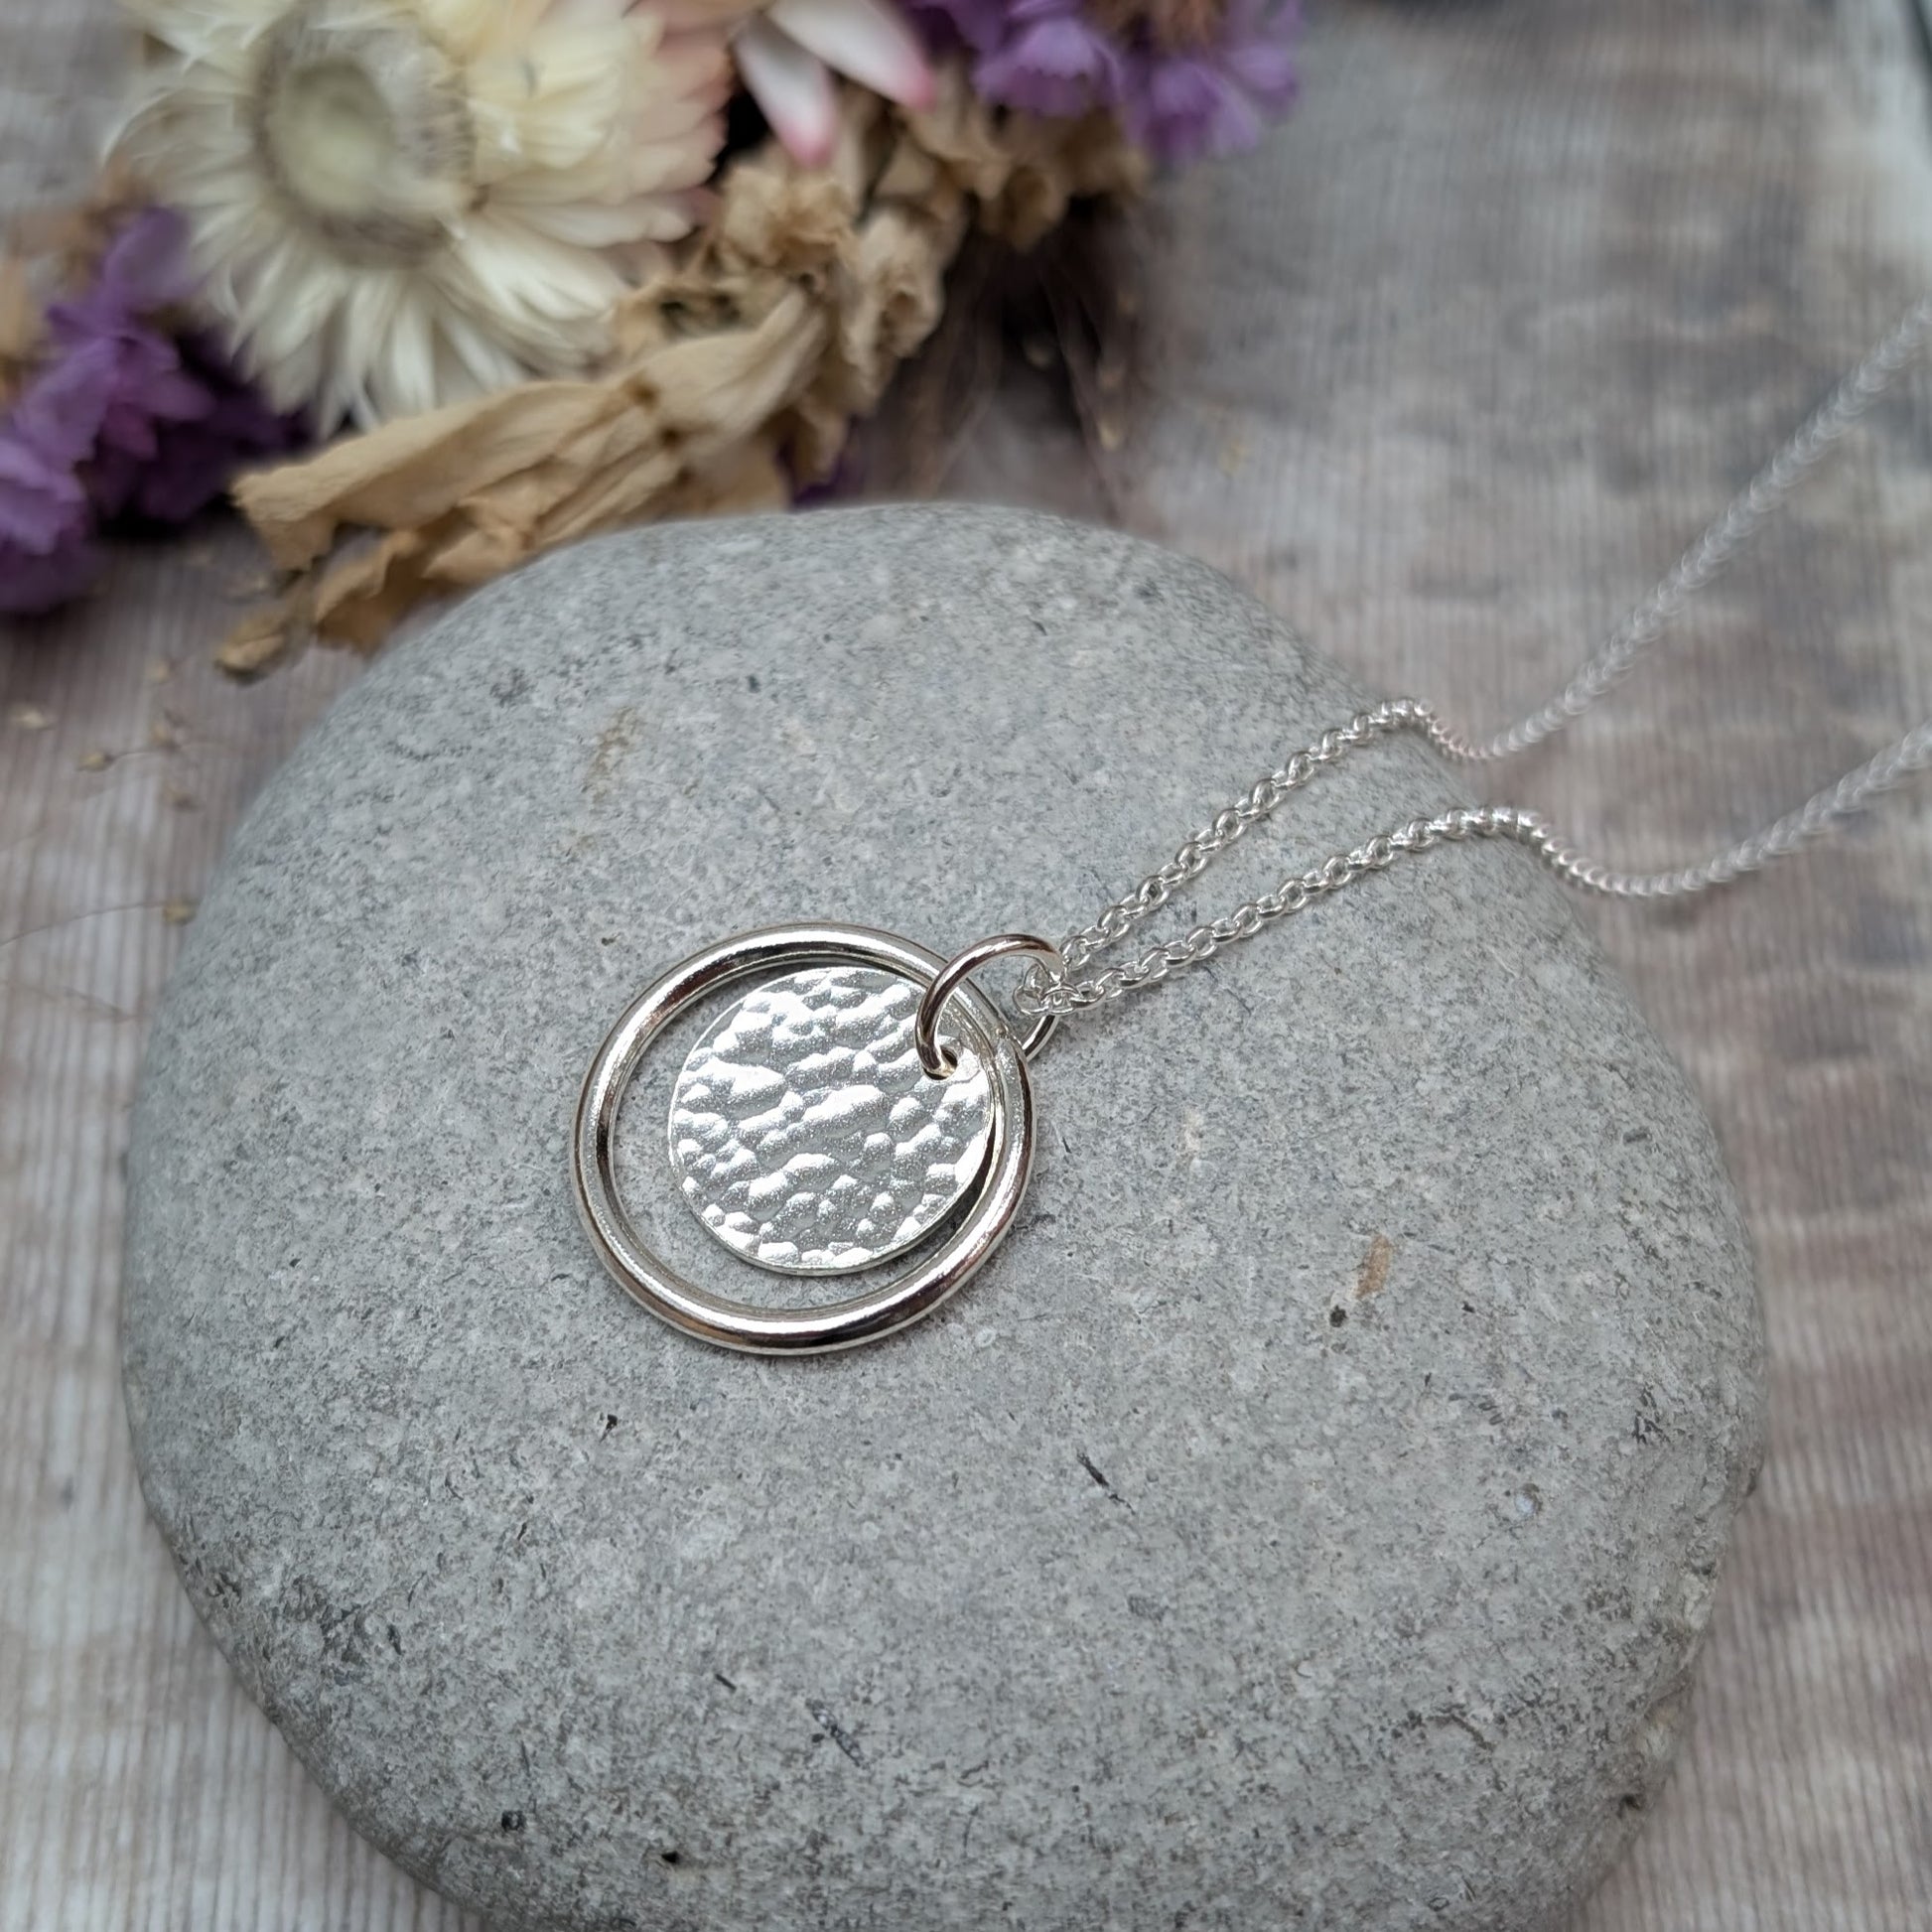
[915,932,1062,1077]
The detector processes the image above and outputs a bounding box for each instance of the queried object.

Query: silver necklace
[573,301,1932,1355]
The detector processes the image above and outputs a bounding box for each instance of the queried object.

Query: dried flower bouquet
[2,0,1300,659]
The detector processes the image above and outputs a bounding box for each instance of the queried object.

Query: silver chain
[1017,301,1932,1022]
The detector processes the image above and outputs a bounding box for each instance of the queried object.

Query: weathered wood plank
[3,0,1930,1927]
[1085,7,1932,1930]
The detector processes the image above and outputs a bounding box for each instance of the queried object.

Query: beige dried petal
[667,439,793,516]
[710,158,859,273]
[0,257,42,405]
[236,385,622,570]
[8,160,147,287]
[215,598,311,679]
[872,138,940,204]
[308,525,460,652]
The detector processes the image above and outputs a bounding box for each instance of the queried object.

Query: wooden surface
[4,1,1931,1926]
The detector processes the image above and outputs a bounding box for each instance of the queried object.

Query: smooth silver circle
[914,932,1062,1077]
[667,964,995,1277]
[573,924,1035,1354]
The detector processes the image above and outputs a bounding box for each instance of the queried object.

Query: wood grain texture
[3,0,1929,1927]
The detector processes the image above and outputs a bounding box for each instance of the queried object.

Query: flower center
[251,0,477,267]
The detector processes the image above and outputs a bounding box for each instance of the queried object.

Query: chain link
[1425,295,1932,762]
[1016,303,1932,1023]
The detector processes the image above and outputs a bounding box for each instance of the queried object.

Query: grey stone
[123,504,1766,1932]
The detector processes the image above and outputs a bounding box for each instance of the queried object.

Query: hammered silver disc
[667,965,994,1276]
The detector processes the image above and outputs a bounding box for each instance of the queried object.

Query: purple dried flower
[1,206,306,618]
[66,329,217,519]
[0,345,112,612]
[0,431,102,613]
[910,0,1298,164]
[131,329,306,526]
[975,0,1125,117]
[1122,0,1298,163]
[9,335,114,471]
[51,206,201,339]
[905,0,1004,53]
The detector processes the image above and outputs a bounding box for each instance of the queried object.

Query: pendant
[572,924,1057,1354]
[668,966,996,1276]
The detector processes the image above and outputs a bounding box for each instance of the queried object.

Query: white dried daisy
[118,0,733,427]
